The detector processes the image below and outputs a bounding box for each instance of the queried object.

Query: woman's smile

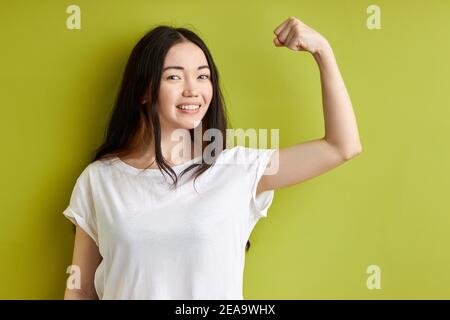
[176,104,201,114]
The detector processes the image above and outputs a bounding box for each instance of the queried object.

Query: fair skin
[123,41,213,169]
[64,226,102,299]
[256,17,362,196]
[64,17,361,299]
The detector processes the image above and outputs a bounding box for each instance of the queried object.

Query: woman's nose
[183,90,199,97]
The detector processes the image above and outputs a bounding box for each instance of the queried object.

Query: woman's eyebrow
[163,65,210,71]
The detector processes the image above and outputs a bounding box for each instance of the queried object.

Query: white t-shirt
[63,145,277,300]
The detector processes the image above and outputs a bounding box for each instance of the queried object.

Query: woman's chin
[176,118,204,130]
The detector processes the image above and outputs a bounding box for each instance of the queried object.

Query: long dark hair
[92,25,252,252]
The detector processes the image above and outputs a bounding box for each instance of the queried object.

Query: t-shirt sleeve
[62,164,99,246]
[237,146,278,219]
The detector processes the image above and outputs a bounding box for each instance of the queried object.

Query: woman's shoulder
[75,156,114,181]
[217,145,275,165]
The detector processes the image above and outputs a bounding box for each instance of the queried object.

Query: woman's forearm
[313,42,362,158]
[64,288,99,300]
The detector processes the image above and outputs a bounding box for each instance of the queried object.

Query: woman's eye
[166,75,210,80]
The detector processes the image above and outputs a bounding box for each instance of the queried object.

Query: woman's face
[156,41,213,131]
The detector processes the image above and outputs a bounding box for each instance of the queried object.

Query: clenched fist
[273,16,330,55]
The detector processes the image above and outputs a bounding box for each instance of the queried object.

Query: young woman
[63,16,361,300]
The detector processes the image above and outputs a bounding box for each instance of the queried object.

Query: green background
[1,0,449,299]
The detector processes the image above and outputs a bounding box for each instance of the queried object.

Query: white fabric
[62,146,277,300]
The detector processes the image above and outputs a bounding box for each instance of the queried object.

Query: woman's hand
[273,16,330,55]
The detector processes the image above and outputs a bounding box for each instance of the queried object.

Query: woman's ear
[141,92,150,104]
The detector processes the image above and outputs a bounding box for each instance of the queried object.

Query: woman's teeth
[176,104,200,110]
